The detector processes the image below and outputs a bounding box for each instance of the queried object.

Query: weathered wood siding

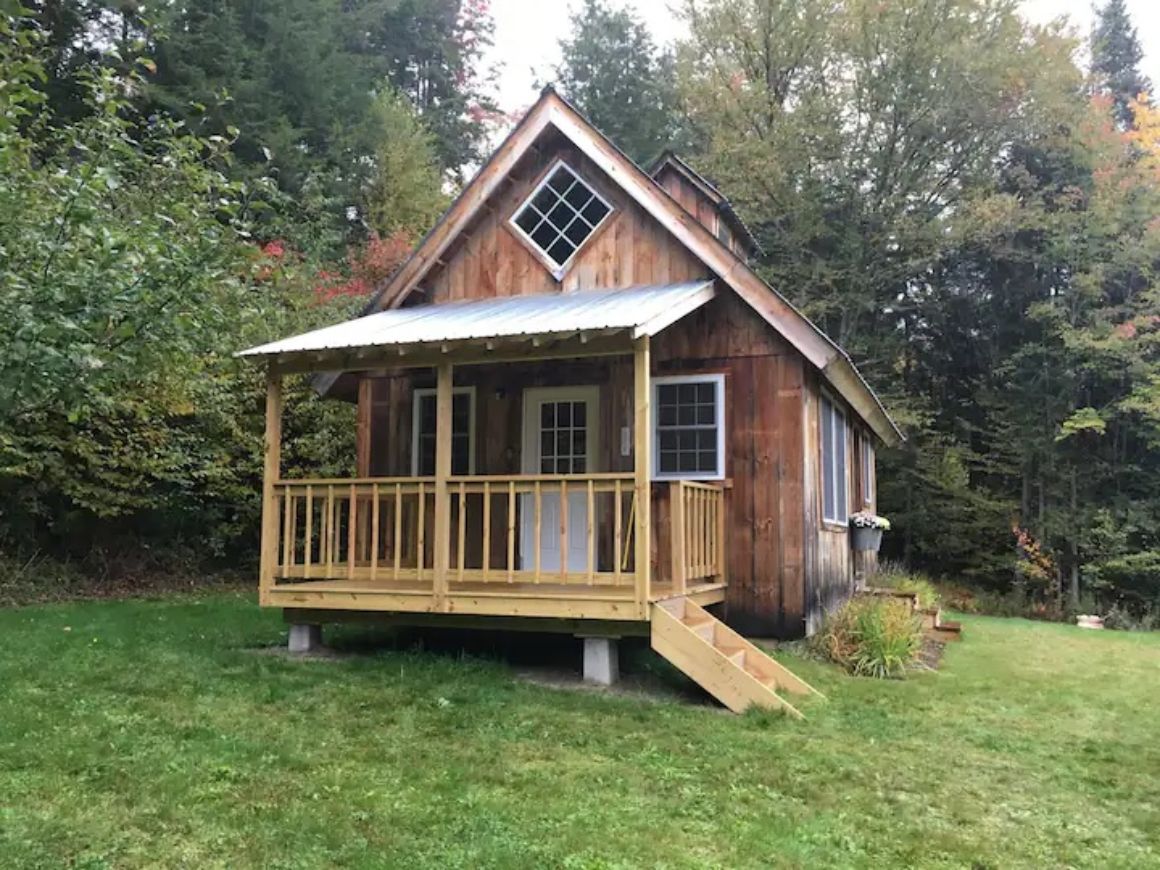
[802,369,858,635]
[652,163,751,261]
[420,132,709,302]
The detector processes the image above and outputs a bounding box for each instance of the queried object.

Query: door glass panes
[539,400,588,473]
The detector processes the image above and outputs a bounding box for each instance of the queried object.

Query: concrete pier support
[288,623,323,653]
[580,636,620,686]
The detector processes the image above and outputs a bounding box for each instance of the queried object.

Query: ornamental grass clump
[812,597,924,679]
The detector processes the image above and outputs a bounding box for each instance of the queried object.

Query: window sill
[822,520,849,533]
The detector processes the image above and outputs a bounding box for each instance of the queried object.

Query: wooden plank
[633,335,651,618]
[433,362,453,609]
[586,480,595,584]
[347,483,357,579]
[457,480,467,581]
[507,481,516,582]
[325,485,335,576]
[417,481,426,574]
[533,481,542,582]
[559,478,568,582]
[371,483,381,581]
[670,482,687,594]
[258,370,283,603]
[613,480,623,585]
[482,482,491,581]
[393,483,402,580]
[281,488,292,574]
[304,485,314,580]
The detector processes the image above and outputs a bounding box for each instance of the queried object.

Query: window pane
[557,402,571,427]
[546,237,575,266]
[530,220,556,250]
[515,208,541,234]
[547,167,572,194]
[581,198,609,225]
[821,399,835,520]
[541,403,555,428]
[532,186,557,212]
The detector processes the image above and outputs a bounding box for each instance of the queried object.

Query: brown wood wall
[652,164,751,261]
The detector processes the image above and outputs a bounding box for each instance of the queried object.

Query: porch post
[432,361,453,611]
[633,336,651,618]
[259,367,283,606]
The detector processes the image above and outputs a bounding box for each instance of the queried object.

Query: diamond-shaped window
[510,162,613,278]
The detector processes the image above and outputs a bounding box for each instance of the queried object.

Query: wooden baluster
[559,478,568,582]
[347,483,357,579]
[371,483,380,582]
[586,480,595,585]
[457,480,466,582]
[325,484,335,577]
[533,481,542,583]
[716,488,727,584]
[422,484,431,580]
[281,489,292,574]
[393,483,402,581]
[304,485,314,579]
[482,482,491,583]
[671,481,687,595]
[506,481,516,583]
[613,479,623,585]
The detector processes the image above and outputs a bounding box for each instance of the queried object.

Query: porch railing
[272,473,638,588]
[668,480,726,592]
[270,475,725,603]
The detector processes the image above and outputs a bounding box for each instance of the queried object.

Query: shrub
[871,564,941,609]
[811,597,925,679]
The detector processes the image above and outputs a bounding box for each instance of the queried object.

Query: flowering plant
[850,511,891,531]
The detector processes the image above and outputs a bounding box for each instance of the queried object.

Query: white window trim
[508,159,615,282]
[821,394,848,526]
[411,386,476,476]
[651,373,727,481]
[862,439,874,507]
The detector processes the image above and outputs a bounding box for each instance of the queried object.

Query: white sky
[484,0,1160,115]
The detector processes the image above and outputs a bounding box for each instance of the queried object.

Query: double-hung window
[412,387,475,476]
[652,374,725,480]
[821,395,848,524]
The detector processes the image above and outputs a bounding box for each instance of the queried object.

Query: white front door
[520,386,599,573]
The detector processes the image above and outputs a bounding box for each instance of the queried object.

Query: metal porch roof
[238,281,715,358]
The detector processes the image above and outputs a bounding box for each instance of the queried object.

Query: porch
[248,284,730,623]
[263,475,726,621]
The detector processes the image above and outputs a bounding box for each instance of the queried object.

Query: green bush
[871,564,941,609]
[811,597,925,679]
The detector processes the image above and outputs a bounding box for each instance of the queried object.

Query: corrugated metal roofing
[238,282,715,358]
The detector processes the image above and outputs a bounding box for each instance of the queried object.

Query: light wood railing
[668,480,726,593]
[271,474,639,590]
[445,473,637,586]
[273,478,435,582]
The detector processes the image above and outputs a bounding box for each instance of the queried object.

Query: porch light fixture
[510,160,613,280]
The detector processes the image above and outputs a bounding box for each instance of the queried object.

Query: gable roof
[364,86,902,446]
[649,151,761,256]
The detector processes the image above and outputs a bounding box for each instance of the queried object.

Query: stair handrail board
[650,603,804,718]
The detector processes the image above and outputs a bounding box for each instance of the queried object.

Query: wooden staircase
[650,597,823,718]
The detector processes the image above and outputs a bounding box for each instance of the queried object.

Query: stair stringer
[650,599,811,718]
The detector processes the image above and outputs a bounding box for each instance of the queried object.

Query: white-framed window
[509,160,613,279]
[652,374,726,480]
[411,387,476,476]
[821,395,848,525]
[862,438,874,506]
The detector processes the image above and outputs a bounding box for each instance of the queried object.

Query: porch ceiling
[238,282,715,370]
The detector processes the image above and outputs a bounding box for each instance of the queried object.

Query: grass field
[1,592,1158,868]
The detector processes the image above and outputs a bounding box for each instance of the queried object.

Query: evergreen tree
[1091,0,1151,128]
[553,0,686,164]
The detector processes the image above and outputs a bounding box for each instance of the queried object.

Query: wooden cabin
[240,87,902,715]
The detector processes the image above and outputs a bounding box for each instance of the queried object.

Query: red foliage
[313,230,413,304]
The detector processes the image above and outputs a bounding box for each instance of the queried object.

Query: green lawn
[1,593,1158,868]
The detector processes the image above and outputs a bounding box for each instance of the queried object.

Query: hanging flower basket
[850,512,890,552]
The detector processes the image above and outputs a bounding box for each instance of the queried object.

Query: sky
[484,0,1160,115]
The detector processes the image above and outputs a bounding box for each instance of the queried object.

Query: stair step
[686,617,715,642]
[720,647,745,668]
